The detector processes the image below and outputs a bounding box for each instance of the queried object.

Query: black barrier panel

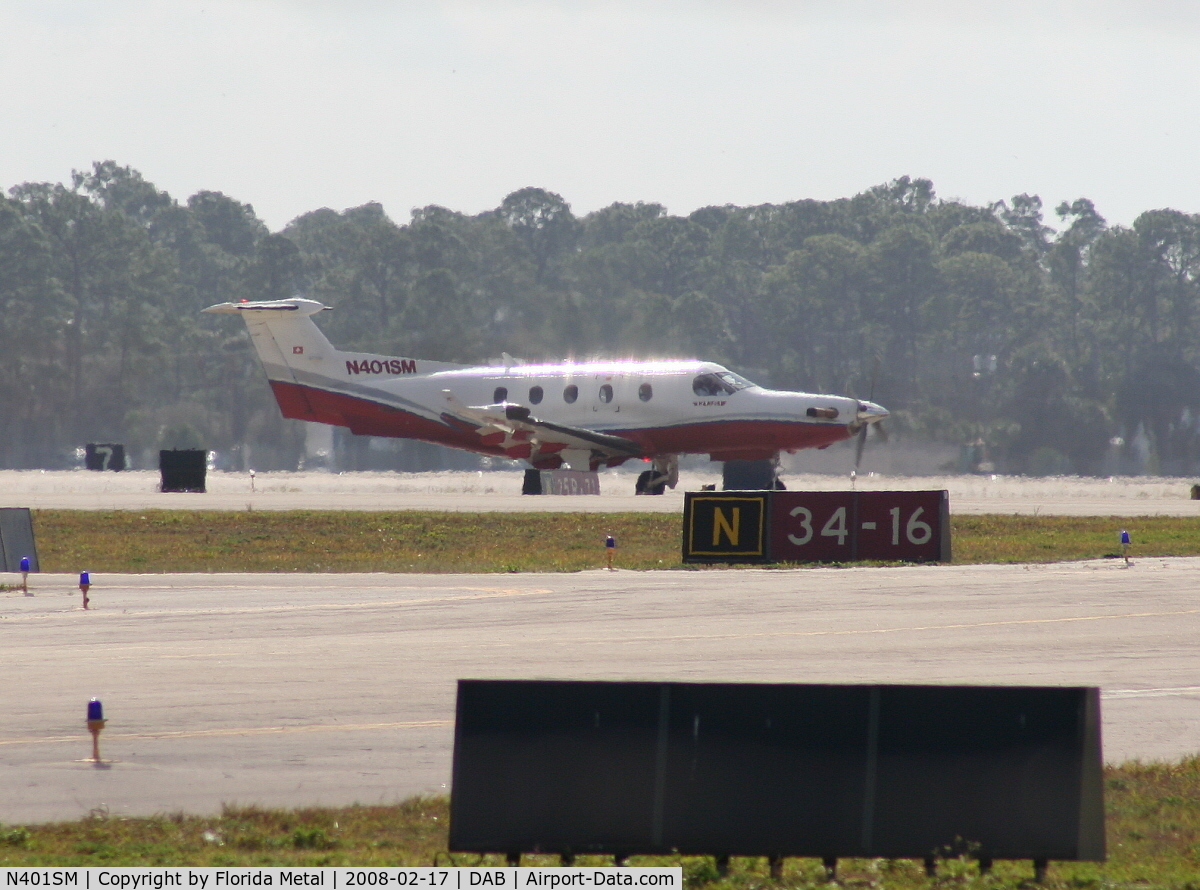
[0,508,38,572]
[85,443,126,471]
[870,685,1104,860]
[521,469,542,495]
[661,684,873,854]
[159,449,207,493]
[449,680,1104,863]
[721,459,777,490]
[451,680,663,854]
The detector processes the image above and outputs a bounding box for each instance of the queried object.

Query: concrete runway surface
[4,468,1200,515]
[4,561,1200,824]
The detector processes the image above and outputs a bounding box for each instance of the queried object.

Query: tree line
[3,162,1198,474]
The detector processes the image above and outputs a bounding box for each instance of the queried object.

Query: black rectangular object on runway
[449,680,1104,863]
[159,449,207,493]
[85,443,126,471]
[0,507,38,572]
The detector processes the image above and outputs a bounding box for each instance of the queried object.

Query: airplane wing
[440,391,643,464]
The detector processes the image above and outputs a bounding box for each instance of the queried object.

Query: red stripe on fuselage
[268,380,852,458]
[270,380,499,453]
[619,418,851,458]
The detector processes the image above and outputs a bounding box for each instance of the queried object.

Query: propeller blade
[851,355,885,485]
[867,355,885,446]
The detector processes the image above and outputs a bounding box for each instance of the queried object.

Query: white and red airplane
[204,298,887,492]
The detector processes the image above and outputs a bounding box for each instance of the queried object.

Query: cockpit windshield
[692,370,756,397]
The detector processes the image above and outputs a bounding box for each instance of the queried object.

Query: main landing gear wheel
[635,455,678,495]
[635,470,667,495]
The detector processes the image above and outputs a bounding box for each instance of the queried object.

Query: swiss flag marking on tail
[293,346,304,354]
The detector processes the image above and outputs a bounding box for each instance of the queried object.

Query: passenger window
[564,384,578,404]
[599,384,614,403]
[638,383,653,402]
[529,385,544,405]
[493,386,508,403]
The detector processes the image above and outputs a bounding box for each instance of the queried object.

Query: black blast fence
[159,449,207,493]
[449,680,1104,866]
[0,507,38,572]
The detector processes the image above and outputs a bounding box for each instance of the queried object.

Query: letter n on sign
[683,493,768,563]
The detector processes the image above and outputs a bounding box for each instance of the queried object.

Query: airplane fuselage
[205,299,887,472]
[272,359,860,463]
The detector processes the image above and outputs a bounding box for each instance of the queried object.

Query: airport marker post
[20,556,29,595]
[80,571,91,609]
[86,698,106,762]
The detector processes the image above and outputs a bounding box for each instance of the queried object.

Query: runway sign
[449,679,1104,864]
[85,443,126,471]
[683,490,950,563]
[0,507,38,572]
[521,469,600,494]
[540,470,600,495]
[682,493,768,561]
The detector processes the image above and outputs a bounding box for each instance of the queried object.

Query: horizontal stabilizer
[203,298,330,316]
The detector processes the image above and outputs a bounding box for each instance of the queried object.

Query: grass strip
[26,510,1200,573]
[2,761,1200,884]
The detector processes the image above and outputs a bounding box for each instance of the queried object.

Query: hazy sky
[4,1,1198,231]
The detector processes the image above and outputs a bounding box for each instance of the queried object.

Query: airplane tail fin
[203,298,462,426]
[204,299,337,389]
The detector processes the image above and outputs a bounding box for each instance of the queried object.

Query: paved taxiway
[4,560,1200,823]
